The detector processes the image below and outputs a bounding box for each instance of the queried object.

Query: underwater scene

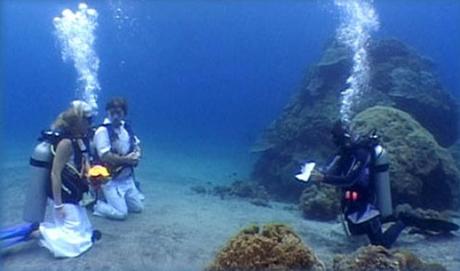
[1,0,460,270]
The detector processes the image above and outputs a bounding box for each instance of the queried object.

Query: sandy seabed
[1,143,459,271]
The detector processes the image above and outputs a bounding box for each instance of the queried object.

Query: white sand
[1,144,459,271]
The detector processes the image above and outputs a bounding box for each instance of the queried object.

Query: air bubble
[62,9,73,17]
[87,9,97,17]
[78,3,88,10]
[54,3,100,111]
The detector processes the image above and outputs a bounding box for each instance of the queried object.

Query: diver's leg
[366,217,386,247]
[39,204,94,258]
[131,171,144,200]
[381,221,406,248]
[134,178,145,201]
[366,217,405,248]
[125,177,144,213]
[93,182,128,220]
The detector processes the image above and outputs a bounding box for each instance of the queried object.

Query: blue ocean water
[2,1,329,152]
[2,0,459,154]
[1,1,460,270]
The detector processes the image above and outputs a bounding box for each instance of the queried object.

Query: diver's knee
[113,212,128,220]
[107,208,128,220]
[129,203,144,213]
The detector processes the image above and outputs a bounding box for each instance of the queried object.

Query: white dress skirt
[39,202,93,258]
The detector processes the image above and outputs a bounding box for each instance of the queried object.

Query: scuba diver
[309,120,406,248]
[2,101,101,257]
[92,97,144,220]
[307,120,459,247]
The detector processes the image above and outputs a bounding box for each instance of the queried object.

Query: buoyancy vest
[340,149,373,207]
[103,122,136,155]
[30,130,89,204]
[341,130,392,219]
[93,122,137,178]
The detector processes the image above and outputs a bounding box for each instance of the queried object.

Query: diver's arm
[134,144,142,158]
[324,155,341,175]
[51,139,73,206]
[101,134,141,166]
[322,150,370,187]
[94,126,137,167]
[100,151,137,167]
[133,135,142,160]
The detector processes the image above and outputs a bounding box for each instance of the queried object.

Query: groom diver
[92,97,144,220]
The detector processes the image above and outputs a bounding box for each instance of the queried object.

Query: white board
[295,162,316,183]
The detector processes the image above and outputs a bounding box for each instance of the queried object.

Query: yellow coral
[333,246,447,271]
[207,223,325,271]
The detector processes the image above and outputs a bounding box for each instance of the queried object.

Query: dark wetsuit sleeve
[324,155,341,176]
[322,149,370,187]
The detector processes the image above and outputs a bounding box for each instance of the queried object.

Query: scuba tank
[373,144,393,219]
[354,130,393,219]
[22,130,62,223]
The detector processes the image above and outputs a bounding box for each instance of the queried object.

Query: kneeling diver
[1,101,105,256]
[309,121,405,248]
[302,121,459,247]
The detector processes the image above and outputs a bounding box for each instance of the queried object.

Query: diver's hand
[55,206,66,220]
[132,151,141,160]
[310,170,324,182]
[134,146,142,160]
[124,152,140,166]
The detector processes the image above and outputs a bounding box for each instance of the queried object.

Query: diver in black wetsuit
[310,121,406,248]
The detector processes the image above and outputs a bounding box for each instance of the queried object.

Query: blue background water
[2,0,460,159]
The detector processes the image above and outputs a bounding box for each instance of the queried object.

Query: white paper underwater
[295,162,316,182]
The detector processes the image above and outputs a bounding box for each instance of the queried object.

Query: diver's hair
[106,97,128,115]
[51,105,87,134]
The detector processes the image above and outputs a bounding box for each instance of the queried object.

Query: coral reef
[207,224,325,271]
[352,106,460,210]
[332,245,447,271]
[252,39,459,203]
[393,250,447,271]
[368,40,458,147]
[448,141,460,171]
[299,184,340,221]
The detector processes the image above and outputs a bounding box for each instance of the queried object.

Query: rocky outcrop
[448,141,460,170]
[368,40,459,147]
[299,184,340,221]
[333,245,447,271]
[352,106,460,210]
[252,39,459,203]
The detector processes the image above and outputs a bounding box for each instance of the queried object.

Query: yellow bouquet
[88,165,111,188]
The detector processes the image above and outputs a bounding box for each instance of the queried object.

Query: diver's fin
[0,235,31,249]
[399,212,459,232]
[0,223,39,241]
